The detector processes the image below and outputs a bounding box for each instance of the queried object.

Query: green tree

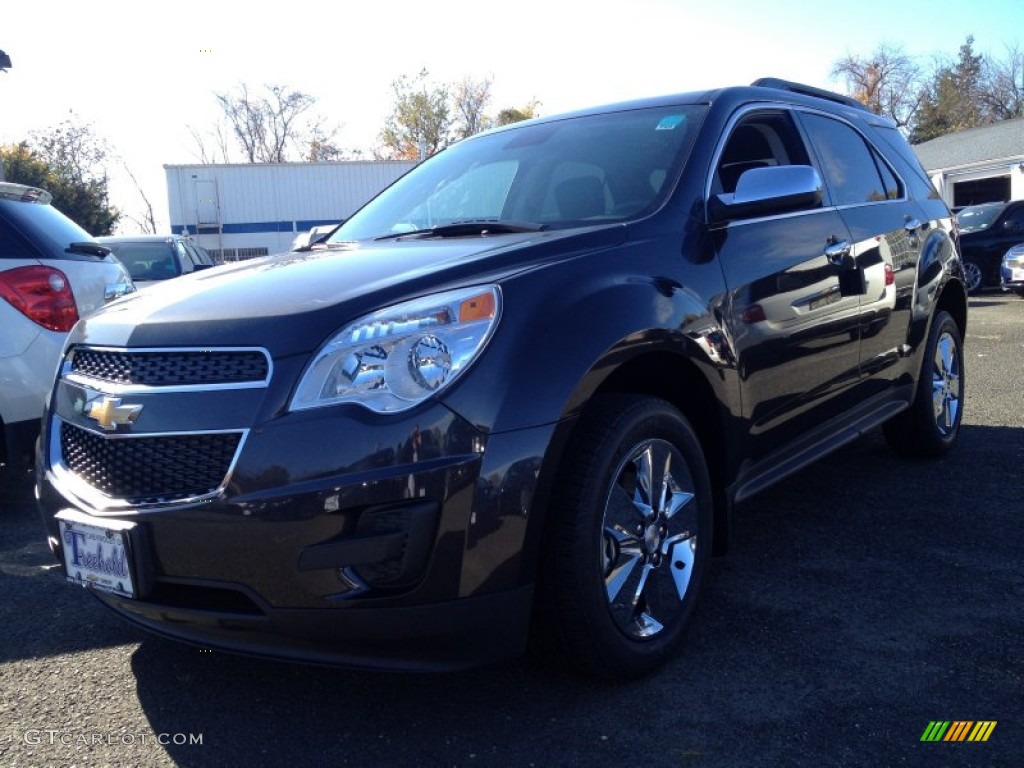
[379,69,454,160]
[910,36,987,143]
[452,75,494,139]
[1,117,120,235]
[495,101,540,127]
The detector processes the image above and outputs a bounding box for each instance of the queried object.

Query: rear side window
[174,241,193,273]
[799,113,900,205]
[0,213,38,260]
[0,199,92,259]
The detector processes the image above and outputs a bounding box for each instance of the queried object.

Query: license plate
[56,510,137,598]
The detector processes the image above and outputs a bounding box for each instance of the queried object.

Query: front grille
[70,348,269,387]
[60,421,241,501]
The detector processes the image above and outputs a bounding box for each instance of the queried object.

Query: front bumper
[38,372,558,668]
[1001,260,1024,293]
[87,583,534,670]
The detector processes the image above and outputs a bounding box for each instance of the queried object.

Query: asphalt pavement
[1,296,1021,767]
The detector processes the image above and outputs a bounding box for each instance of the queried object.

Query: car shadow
[118,424,1023,767]
[969,293,1022,308]
[0,489,147,664]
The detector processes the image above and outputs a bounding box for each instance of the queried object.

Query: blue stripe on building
[172,220,340,236]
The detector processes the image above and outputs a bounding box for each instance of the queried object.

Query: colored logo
[86,397,143,431]
[920,721,997,742]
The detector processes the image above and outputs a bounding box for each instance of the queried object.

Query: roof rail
[750,78,869,112]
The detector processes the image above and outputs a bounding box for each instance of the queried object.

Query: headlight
[290,285,501,413]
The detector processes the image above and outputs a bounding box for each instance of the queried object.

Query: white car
[0,183,134,472]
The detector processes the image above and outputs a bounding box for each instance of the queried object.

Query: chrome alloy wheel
[932,330,962,435]
[601,438,699,640]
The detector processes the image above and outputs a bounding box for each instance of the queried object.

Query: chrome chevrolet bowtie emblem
[86,397,143,431]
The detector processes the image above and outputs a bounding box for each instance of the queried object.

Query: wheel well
[590,352,731,554]
[936,279,968,339]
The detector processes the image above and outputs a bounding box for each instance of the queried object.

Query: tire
[962,260,983,294]
[535,395,713,680]
[883,310,964,457]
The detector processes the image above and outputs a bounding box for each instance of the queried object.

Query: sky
[1,0,1020,232]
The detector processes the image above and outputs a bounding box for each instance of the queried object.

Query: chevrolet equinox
[38,79,967,679]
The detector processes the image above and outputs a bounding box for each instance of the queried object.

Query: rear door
[795,111,922,391]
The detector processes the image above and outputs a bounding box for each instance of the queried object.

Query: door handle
[824,238,853,268]
[904,217,924,247]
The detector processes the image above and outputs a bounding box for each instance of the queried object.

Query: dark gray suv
[37,79,967,679]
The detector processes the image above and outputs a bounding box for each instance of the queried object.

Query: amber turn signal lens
[459,292,496,323]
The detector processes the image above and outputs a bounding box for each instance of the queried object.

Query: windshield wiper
[374,220,548,241]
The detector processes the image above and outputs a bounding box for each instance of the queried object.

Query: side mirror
[710,165,824,223]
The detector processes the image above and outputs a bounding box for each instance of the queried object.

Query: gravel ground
[1,295,1021,768]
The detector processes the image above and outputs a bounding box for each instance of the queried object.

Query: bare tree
[453,75,493,139]
[188,121,234,164]
[119,162,157,234]
[212,83,341,163]
[305,118,344,162]
[982,43,1024,120]
[831,43,923,128]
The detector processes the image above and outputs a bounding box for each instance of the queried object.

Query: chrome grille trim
[49,417,249,515]
[63,346,273,393]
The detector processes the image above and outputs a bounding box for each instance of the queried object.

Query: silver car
[1001,243,1024,297]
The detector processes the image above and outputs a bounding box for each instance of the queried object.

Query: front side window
[333,105,706,241]
[712,110,811,195]
[1003,206,1024,232]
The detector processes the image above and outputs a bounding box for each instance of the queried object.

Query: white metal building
[913,117,1024,207]
[164,161,417,260]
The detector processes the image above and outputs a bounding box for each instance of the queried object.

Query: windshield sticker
[656,115,685,131]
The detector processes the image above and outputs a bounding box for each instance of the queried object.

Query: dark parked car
[956,200,1024,293]
[96,234,215,286]
[37,79,967,679]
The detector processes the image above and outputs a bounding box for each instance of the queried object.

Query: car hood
[67,227,626,358]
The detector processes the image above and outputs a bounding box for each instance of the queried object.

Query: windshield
[333,105,706,242]
[99,241,179,281]
[956,204,1002,234]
